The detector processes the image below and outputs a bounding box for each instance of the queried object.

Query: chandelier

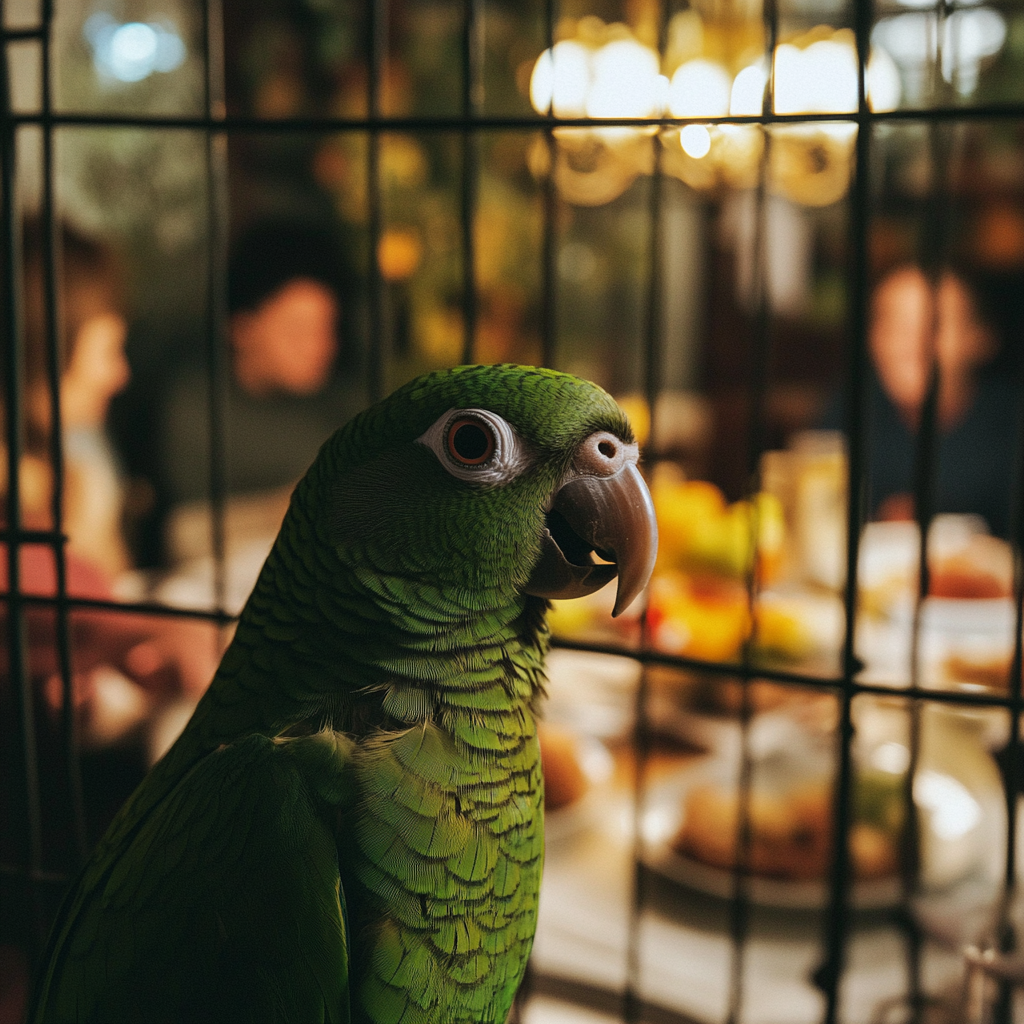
[527,10,1005,207]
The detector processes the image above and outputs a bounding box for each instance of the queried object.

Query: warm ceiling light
[530,40,591,117]
[680,124,713,158]
[586,39,667,119]
[730,64,768,117]
[668,59,732,119]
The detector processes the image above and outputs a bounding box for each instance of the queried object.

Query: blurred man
[160,220,361,511]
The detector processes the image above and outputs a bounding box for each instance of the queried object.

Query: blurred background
[2,0,1024,1021]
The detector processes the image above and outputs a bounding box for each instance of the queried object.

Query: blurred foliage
[47,2,210,324]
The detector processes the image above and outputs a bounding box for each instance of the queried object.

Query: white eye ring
[416,408,530,485]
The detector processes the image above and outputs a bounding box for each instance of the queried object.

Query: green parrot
[30,363,657,1024]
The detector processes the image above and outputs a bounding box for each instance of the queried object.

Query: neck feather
[180,507,549,757]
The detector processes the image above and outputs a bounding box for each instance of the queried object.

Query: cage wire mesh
[3,0,1024,1022]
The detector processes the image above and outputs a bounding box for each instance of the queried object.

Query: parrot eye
[417,408,531,485]
[447,418,495,466]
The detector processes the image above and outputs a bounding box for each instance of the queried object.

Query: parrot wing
[33,731,352,1024]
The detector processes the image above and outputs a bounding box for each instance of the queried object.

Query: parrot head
[318,364,657,617]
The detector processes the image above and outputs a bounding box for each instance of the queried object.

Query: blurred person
[155,220,362,594]
[826,263,1020,536]
[18,218,131,577]
[870,265,996,431]
[1,221,221,1024]
[5,218,219,705]
[161,220,361,511]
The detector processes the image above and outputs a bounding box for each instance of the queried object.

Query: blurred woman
[15,219,131,575]
[824,263,1020,536]
[1,220,219,1024]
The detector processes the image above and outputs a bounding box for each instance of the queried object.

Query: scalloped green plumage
[30,365,635,1024]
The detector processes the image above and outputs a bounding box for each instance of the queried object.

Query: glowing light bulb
[587,38,666,119]
[730,64,767,116]
[153,21,186,73]
[774,39,857,114]
[109,22,159,82]
[680,123,712,158]
[943,8,1007,93]
[84,13,186,84]
[667,59,731,118]
[808,40,858,112]
[867,45,901,111]
[871,741,910,774]
[915,771,981,842]
[530,40,591,117]
[873,8,1006,96]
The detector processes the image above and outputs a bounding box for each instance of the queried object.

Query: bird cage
[3,1,1024,1022]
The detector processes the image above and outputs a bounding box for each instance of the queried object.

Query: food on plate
[644,664,841,750]
[928,534,1013,600]
[673,770,901,881]
[859,520,1013,618]
[647,573,750,662]
[943,652,1015,691]
[646,574,837,665]
[539,723,590,810]
[548,465,845,670]
[548,467,834,666]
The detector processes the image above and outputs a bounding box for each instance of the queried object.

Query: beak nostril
[574,431,637,477]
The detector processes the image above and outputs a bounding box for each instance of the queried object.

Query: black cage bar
[4,1,1024,1022]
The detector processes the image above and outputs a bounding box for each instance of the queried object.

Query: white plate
[639,759,901,910]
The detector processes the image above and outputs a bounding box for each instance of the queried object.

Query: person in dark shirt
[161,220,364,510]
[829,264,1020,537]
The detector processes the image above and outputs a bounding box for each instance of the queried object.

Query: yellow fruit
[653,478,726,571]
[649,574,750,661]
[752,601,810,661]
[652,477,786,584]
[547,598,597,638]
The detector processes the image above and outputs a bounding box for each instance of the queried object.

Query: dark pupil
[453,423,490,461]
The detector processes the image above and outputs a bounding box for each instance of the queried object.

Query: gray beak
[524,430,658,617]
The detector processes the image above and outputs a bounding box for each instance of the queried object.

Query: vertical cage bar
[202,0,228,618]
[622,110,668,1024]
[540,0,557,371]
[1,6,44,898]
[39,0,87,863]
[818,0,873,1017]
[514,16,556,1010]
[367,0,387,402]
[994,279,1024,1023]
[724,1,780,1017]
[459,0,480,365]
[900,109,956,1020]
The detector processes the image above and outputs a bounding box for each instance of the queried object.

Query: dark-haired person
[159,220,363,514]
[823,263,1021,538]
[17,217,132,577]
[3,220,218,707]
